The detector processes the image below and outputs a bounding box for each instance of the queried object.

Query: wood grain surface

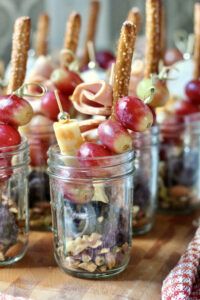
[0,212,199,300]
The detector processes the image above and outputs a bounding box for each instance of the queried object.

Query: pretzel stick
[144,0,161,78]
[62,12,81,65]
[35,13,49,57]
[127,7,141,34]
[112,21,136,115]
[193,3,200,79]
[81,0,100,68]
[7,17,31,93]
[160,1,166,61]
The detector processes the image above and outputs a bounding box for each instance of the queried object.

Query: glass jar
[158,114,200,213]
[0,139,29,265]
[21,118,56,230]
[132,126,159,235]
[48,145,134,279]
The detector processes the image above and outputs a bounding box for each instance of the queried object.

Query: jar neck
[0,138,29,168]
[132,126,159,149]
[48,145,134,180]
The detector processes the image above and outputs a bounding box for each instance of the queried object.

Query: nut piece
[95,256,105,266]
[82,254,91,263]
[0,251,5,261]
[169,186,191,198]
[78,262,97,272]
[105,252,116,270]
[99,265,107,272]
[5,241,24,258]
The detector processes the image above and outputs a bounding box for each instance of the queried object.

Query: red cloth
[162,226,200,300]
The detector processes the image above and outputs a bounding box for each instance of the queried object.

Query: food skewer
[80,0,100,68]
[144,0,161,78]
[7,17,31,93]
[60,12,81,67]
[35,13,50,57]
[112,21,137,114]
[127,7,141,34]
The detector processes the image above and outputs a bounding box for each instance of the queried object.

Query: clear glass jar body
[0,140,29,265]
[158,114,200,213]
[22,121,56,230]
[132,126,159,235]
[48,146,134,279]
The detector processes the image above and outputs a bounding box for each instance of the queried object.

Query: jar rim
[132,125,159,138]
[48,144,134,164]
[0,137,28,156]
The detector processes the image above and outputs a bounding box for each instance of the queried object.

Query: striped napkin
[162,226,200,300]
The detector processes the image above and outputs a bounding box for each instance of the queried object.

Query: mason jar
[158,114,200,213]
[0,139,29,265]
[132,126,159,235]
[48,145,134,279]
[21,117,56,230]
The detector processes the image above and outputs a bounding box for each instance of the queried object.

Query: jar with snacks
[158,114,200,213]
[132,126,159,235]
[48,146,134,278]
[0,16,32,264]
[0,139,29,265]
[21,115,56,230]
[48,21,156,278]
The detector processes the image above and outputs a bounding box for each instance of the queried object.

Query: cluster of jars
[2,111,200,278]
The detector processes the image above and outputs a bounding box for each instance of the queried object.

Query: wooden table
[0,212,199,300]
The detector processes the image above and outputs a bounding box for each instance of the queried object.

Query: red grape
[96,50,116,69]
[50,68,83,95]
[115,96,153,132]
[0,94,33,126]
[41,90,75,121]
[185,79,200,105]
[78,142,112,167]
[174,99,200,118]
[0,125,21,148]
[98,119,133,153]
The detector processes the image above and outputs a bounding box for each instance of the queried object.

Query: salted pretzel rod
[35,13,49,57]
[160,3,166,61]
[193,3,200,79]
[81,0,100,67]
[112,21,136,115]
[7,17,31,93]
[61,12,81,65]
[144,0,161,78]
[127,7,141,34]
